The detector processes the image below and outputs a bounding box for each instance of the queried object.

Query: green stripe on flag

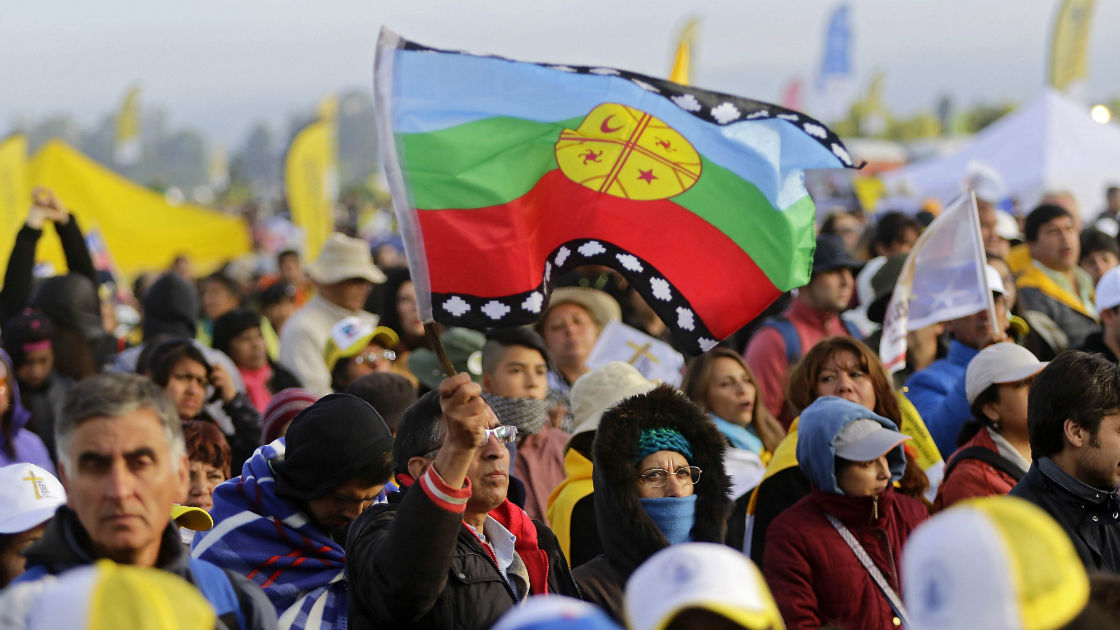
[401,116,578,209]
[401,116,815,290]
[673,158,816,291]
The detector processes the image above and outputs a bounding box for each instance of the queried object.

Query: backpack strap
[841,317,864,342]
[943,446,1026,483]
[189,557,248,630]
[761,317,800,364]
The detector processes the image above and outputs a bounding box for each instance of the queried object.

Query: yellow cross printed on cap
[626,341,660,365]
[23,470,44,500]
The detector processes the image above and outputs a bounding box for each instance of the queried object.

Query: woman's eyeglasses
[353,350,397,365]
[637,466,702,488]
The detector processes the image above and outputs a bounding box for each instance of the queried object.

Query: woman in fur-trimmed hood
[573,384,731,623]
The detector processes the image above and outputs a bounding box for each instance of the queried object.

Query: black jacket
[2,217,96,326]
[748,466,811,565]
[573,385,731,623]
[19,506,276,630]
[346,478,580,630]
[1009,457,1120,572]
[200,392,262,474]
[1078,331,1119,363]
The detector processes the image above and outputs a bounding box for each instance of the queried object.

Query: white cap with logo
[0,463,66,534]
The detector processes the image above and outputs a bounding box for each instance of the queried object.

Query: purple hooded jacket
[0,348,55,474]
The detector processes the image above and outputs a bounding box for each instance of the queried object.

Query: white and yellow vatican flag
[114,86,142,165]
[585,320,685,386]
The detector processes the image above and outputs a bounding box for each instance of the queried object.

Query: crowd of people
[2,183,1120,629]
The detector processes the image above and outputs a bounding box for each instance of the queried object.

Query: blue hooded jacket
[795,396,905,495]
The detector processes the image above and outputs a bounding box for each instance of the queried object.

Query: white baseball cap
[965,343,1048,405]
[0,463,66,534]
[1096,266,1120,313]
[625,542,785,630]
[983,264,1008,296]
[834,418,910,462]
[903,496,1088,630]
[994,210,1020,241]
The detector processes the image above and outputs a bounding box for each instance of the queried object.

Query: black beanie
[29,274,103,342]
[273,393,395,501]
[142,273,199,341]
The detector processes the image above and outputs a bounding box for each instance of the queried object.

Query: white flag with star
[881,192,995,374]
[586,320,685,386]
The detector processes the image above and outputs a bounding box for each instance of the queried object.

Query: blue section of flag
[392,47,849,210]
[817,5,852,89]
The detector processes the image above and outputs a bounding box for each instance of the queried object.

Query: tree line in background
[4,89,381,212]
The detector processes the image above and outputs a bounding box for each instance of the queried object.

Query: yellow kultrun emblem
[554,103,702,201]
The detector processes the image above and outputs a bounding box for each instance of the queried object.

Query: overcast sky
[4,1,1117,145]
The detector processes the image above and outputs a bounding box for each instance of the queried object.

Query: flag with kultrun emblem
[375,28,856,353]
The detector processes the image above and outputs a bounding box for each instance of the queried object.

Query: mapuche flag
[375,28,856,354]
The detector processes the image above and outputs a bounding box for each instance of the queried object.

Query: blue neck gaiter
[639,495,698,545]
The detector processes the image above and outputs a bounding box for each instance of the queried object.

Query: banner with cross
[585,320,685,386]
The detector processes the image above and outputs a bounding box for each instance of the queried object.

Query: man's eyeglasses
[479,425,518,446]
[354,350,397,365]
[637,466,702,488]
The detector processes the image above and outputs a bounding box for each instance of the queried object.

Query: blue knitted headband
[634,428,694,464]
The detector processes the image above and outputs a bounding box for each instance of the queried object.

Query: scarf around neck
[482,393,551,436]
[710,413,765,454]
[639,495,697,545]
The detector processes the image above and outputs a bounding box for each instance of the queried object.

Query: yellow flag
[668,18,699,85]
[115,85,141,165]
[1049,0,1095,92]
[285,97,338,263]
[852,175,886,213]
[0,135,29,272]
[29,139,250,277]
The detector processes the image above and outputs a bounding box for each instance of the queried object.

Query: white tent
[881,89,1120,217]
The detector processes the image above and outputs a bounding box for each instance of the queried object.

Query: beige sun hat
[538,287,621,331]
[306,233,387,285]
[569,361,657,437]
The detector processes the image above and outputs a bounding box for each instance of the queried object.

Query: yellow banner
[28,139,250,277]
[284,113,337,263]
[1049,0,1095,91]
[0,135,29,272]
[669,18,698,85]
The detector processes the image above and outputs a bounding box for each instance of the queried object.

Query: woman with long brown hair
[747,336,937,564]
[682,348,786,498]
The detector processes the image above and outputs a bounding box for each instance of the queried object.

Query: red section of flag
[415,169,780,339]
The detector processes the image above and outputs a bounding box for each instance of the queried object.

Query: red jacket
[763,487,928,630]
[933,428,1022,511]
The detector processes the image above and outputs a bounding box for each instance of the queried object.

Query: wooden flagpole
[424,322,457,376]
